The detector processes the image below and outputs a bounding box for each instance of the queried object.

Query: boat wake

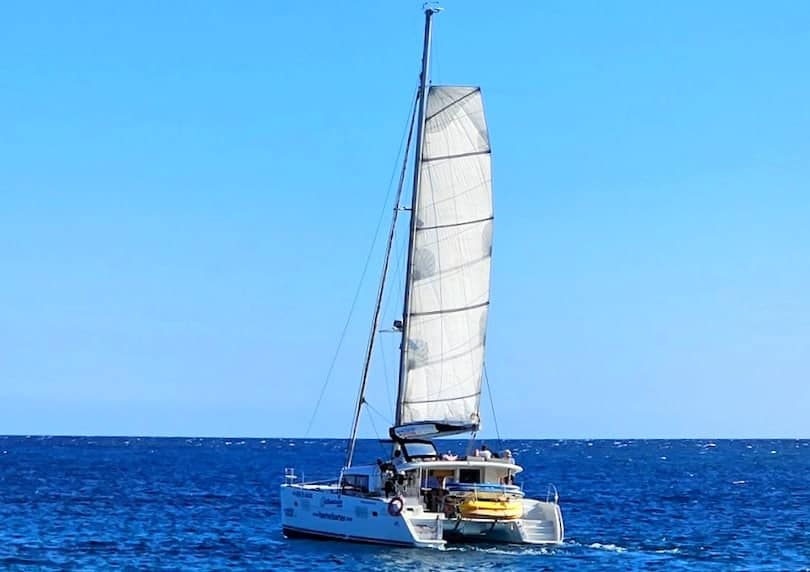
[446,545,555,556]
[586,542,627,553]
[563,539,682,557]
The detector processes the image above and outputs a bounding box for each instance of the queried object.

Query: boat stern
[516,498,564,544]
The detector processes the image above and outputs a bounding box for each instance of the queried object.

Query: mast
[395,6,439,427]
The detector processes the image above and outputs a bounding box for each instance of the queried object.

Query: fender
[387,496,404,517]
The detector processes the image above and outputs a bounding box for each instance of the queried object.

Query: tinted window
[403,442,438,459]
[459,469,480,483]
[342,475,369,492]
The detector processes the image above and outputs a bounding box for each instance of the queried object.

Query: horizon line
[2,434,808,441]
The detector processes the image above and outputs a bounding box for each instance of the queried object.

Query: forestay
[399,86,493,430]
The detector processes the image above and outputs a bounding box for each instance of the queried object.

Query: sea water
[1,437,808,570]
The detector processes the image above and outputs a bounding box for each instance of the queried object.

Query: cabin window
[422,469,454,489]
[341,474,369,493]
[459,469,481,484]
[402,441,438,460]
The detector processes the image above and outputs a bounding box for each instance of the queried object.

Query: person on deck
[479,444,493,460]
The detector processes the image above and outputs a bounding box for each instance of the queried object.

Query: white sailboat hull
[280,483,563,548]
[280,484,446,548]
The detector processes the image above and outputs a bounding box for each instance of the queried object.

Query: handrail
[445,482,523,496]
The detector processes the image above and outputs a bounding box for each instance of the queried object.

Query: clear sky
[2,1,808,438]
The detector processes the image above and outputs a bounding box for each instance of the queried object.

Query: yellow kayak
[458,498,523,519]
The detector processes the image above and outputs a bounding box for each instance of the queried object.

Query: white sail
[400,86,493,429]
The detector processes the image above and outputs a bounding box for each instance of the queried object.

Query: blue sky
[1,1,808,438]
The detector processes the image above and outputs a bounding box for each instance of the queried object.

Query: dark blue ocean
[1,437,808,570]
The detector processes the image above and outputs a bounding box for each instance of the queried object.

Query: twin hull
[280,484,563,548]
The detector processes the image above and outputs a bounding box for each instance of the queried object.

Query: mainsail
[398,85,493,432]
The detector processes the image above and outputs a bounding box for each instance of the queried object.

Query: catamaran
[280,7,564,548]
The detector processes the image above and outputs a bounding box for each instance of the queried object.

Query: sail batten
[417,215,493,232]
[399,85,493,430]
[410,300,489,318]
[422,149,490,163]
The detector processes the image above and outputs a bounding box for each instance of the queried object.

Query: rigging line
[345,91,420,468]
[380,227,407,320]
[304,90,420,438]
[378,232,408,413]
[484,362,503,450]
[366,412,386,457]
[375,218,407,412]
[364,400,393,427]
[363,400,392,458]
[366,402,393,457]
